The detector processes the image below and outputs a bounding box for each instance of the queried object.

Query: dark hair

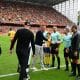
[65,27,70,32]
[9,27,12,30]
[72,25,77,30]
[24,20,30,25]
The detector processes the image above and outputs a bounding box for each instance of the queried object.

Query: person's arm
[42,32,48,41]
[57,33,62,43]
[8,31,10,36]
[10,30,18,51]
[74,34,80,51]
[31,33,35,56]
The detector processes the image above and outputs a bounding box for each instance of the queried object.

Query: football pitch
[0,35,75,80]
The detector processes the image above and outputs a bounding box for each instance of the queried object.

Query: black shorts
[70,49,79,59]
[64,48,69,57]
[43,47,50,53]
[68,47,72,59]
[51,43,59,54]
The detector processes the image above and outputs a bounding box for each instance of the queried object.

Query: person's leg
[32,45,39,69]
[77,64,80,76]
[40,46,45,68]
[69,47,73,73]
[51,54,55,67]
[46,48,51,66]
[47,53,50,65]
[17,63,21,73]
[64,48,69,71]
[44,54,47,65]
[19,66,27,80]
[57,56,60,69]
[65,57,69,71]
[56,50,60,69]
[70,59,76,76]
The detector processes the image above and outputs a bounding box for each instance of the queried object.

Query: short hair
[9,27,12,30]
[53,26,57,30]
[72,25,77,30]
[65,27,70,32]
[24,20,30,25]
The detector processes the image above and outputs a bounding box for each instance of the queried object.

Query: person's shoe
[27,75,30,80]
[69,73,76,77]
[75,75,80,80]
[51,65,54,67]
[32,67,37,70]
[32,67,38,71]
[41,67,48,70]
[65,68,69,71]
[57,66,60,70]
[23,78,29,80]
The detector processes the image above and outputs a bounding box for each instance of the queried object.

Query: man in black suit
[70,25,80,77]
[10,22,35,80]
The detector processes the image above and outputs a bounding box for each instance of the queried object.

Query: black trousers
[16,48,30,80]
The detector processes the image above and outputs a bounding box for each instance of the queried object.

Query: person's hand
[10,50,12,54]
[74,51,78,56]
[57,41,61,44]
[55,48,58,51]
[66,48,69,53]
[32,54,35,57]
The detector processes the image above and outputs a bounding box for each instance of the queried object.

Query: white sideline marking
[0,65,66,78]
[0,73,18,78]
[32,65,66,72]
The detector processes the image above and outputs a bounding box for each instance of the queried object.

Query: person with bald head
[32,25,48,70]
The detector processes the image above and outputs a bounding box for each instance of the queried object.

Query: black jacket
[10,28,35,55]
[71,32,80,51]
[35,30,47,46]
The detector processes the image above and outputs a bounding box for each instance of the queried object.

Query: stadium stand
[0,1,73,33]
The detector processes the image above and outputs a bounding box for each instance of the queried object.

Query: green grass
[0,35,75,80]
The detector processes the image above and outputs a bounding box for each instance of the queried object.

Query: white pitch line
[0,65,66,78]
[32,65,66,72]
[0,73,19,78]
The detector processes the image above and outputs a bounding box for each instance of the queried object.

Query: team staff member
[70,25,80,77]
[10,22,35,80]
[63,28,72,71]
[8,27,15,43]
[51,27,61,69]
[32,25,48,70]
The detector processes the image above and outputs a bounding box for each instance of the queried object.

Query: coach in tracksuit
[10,23,35,80]
[51,27,61,69]
[70,25,80,77]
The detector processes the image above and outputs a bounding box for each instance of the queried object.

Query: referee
[51,27,61,69]
[10,22,35,80]
[63,28,72,71]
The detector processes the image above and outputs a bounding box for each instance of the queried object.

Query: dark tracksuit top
[10,28,35,67]
[71,32,80,59]
[35,30,47,46]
